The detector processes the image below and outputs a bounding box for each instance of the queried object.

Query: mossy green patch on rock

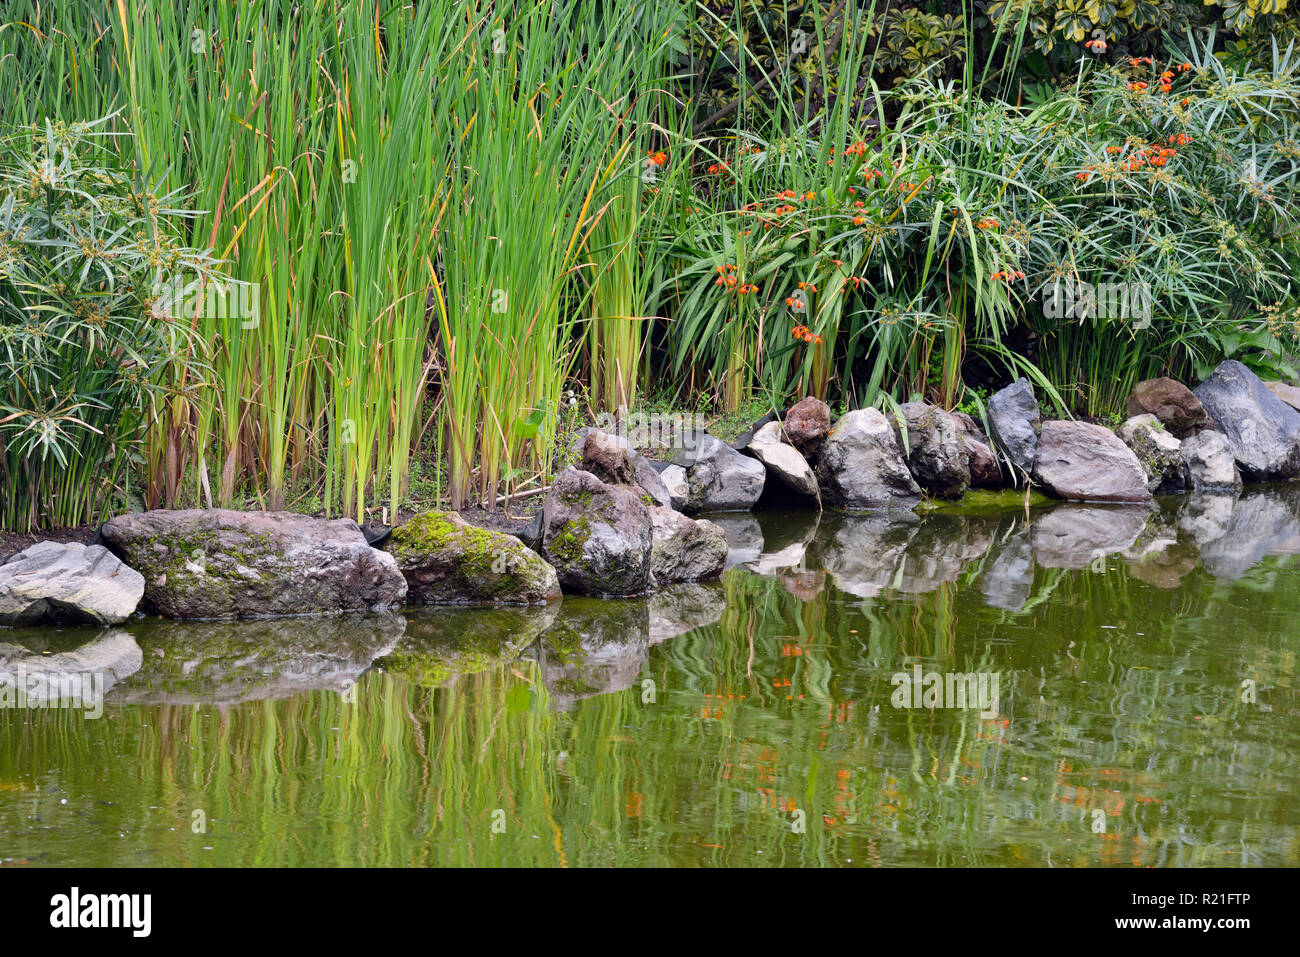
[388,509,561,605]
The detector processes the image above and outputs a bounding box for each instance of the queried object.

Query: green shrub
[0,118,215,531]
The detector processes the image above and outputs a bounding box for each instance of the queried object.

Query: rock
[1179,430,1242,492]
[573,428,673,508]
[581,429,637,484]
[1118,414,1187,493]
[784,396,832,461]
[1126,377,1214,438]
[659,464,688,511]
[0,630,143,708]
[731,410,782,450]
[648,507,728,583]
[1193,360,1300,480]
[0,542,144,626]
[539,468,653,596]
[987,378,1041,478]
[815,408,920,510]
[1265,380,1300,413]
[387,510,561,605]
[109,614,404,705]
[98,509,407,620]
[747,421,820,505]
[683,434,766,512]
[953,412,1003,488]
[1032,420,1153,503]
[893,402,970,499]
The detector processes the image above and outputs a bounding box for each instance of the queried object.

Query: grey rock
[648,507,728,583]
[98,510,407,620]
[1265,380,1300,413]
[1033,420,1153,503]
[1118,414,1187,493]
[987,378,1041,478]
[979,529,1035,612]
[1179,430,1242,492]
[659,464,689,511]
[684,434,766,512]
[707,515,764,569]
[894,402,970,499]
[953,412,1004,488]
[747,420,820,504]
[815,408,921,510]
[539,468,653,596]
[1193,360,1300,480]
[0,541,144,626]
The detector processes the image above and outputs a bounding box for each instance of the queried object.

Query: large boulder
[578,430,673,509]
[1032,421,1153,503]
[648,507,728,583]
[683,434,766,512]
[815,408,921,510]
[1179,429,1242,492]
[952,412,1003,488]
[1126,377,1214,438]
[0,542,144,626]
[894,402,970,499]
[746,421,820,505]
[98,509,407,620]
[987,378,1041,478]
[539,468,653,596]
[784,396,832,461]
[387,510,561,605]
[1193,360,1300,480]
[1118,414,1187,494]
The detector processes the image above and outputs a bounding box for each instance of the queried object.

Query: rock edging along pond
[0,359,1298,622]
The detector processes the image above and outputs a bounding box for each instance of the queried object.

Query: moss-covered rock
[387,510,561,605]
[539,468,653,596]
[98,509,407,620]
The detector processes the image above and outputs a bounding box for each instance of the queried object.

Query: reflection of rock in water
[813,512,918,599]
[649,583,725,644]
[1030,505,1151,570]
[746,512,820,577]
[980,525,1035,612]
[1189,488,1300,580]
[109,613,405,705]
[532,598,650,711]
[0,630,143,703]
[376,605,558,688]
[1122,514,1199,588]
[894,516,993,593]
[532,585,725,711]
[708,516,764,570]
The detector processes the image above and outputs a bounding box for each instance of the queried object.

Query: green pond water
[2,488,1299,867]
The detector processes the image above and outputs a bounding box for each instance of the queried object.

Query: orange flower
[647,150,666,166]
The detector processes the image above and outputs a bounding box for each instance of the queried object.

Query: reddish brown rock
[1125,378,1213,439]
[784,396,832,461]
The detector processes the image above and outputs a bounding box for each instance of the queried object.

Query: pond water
[2,488,1299,867]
